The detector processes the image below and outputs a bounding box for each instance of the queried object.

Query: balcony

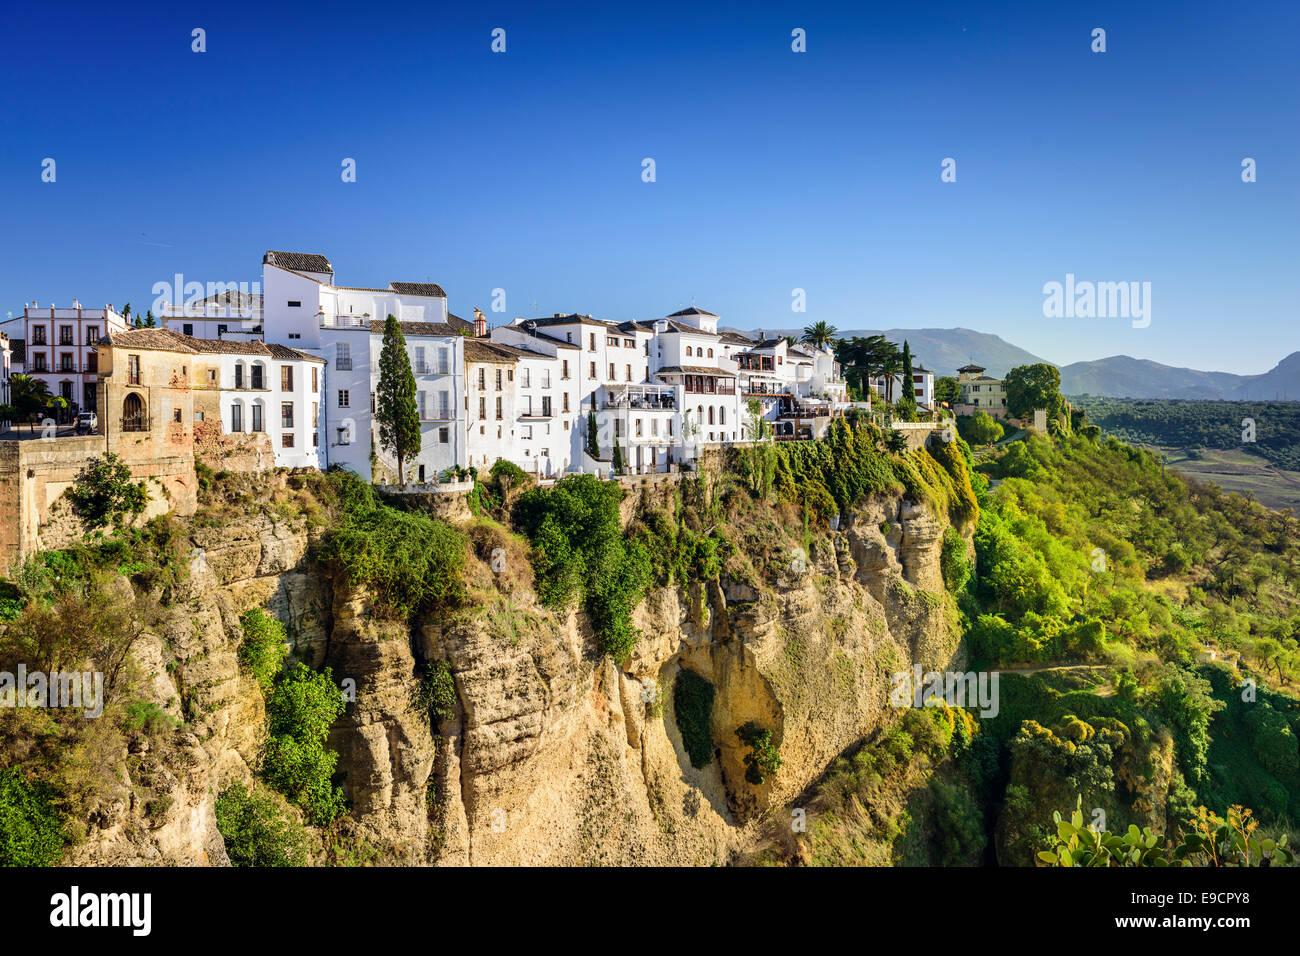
[600,386,677,411]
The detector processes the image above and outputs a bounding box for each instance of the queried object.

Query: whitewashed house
[1,301,129,416]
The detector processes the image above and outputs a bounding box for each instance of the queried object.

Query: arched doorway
[122,392,146,431]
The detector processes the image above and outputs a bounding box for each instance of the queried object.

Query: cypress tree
[375,314,421,488]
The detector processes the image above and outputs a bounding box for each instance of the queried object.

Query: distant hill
[724,327,1048,378]
[723,324,1299,399]
[1060,352,1300,400]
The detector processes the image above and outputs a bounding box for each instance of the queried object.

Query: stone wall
[193,418,275,474]
[0,434,197,575]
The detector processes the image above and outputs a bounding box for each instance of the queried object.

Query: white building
[160,288,264,342]
[1,301,129,416]
[257,250,472,483]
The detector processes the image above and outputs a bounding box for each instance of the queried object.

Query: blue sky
[1,0,1296,374]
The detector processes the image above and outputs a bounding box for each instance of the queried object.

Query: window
[182,324,193,337]
[312,401,318,423]
[251,364,264,389]
[651,419,658,437]
[60,353,73,372]
[86,353,97,373]
[127,354,141,385]
[281,366,293,391]
[313,432,319,447]
[281,403,294,428]
[686,346,693,357]
[438,390,450,419]
[417,391,427,419]
[615,419,624,438]
[496,368,503,391]
[707,349,714,358]
[173,408,183,423]
[589,333,596,350]
[562,393,569,413]
[283,433,295,447]
[338,389,350,407]
[635,418,643,437]
[207,369,217,384]
[311,366,318,392]
[607,336,618,347]
[624,339,634,348]
[589,361,596,378]
[719,407,726,425]
[231,404,243,432]
[235,363,245,389]
[335,343,352,371]
[439,427,449,444]
[32,327,46,345]
[414,346,426,373]
[32,354,47,372]
[122,392,146,432]
[252,404,264,432]
[561,360,569,380]
[86,326,99,343]
[541,396,552,417]
[479,397,486,420]
[196,411,204,422]
[626,364,632,381]
[217,324,227,335]
[608,363,615,379]
[521,425,533,440]
[288,333,301,340]
[288,300,301,308]
[437,347,450,374]
[522,368,531,388]
[478,368,486,390]
[542,369,551,388]
[495,396,503,420]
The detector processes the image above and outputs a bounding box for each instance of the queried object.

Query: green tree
[262,663,347,826]
[1004,363,1065,421]
[934,376,962,406]
[9,374,53,432]
[962,410,1004,445]
[895,340,918,421]
[800,320,838,350]
[585,409,600,459]
[64,453,149,532]
[736,721,782,785]
[374,314,421,488]
[238,608,288,692]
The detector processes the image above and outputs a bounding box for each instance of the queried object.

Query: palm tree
[9,374,53,432]
[800,320,838,350]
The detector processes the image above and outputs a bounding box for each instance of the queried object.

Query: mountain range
[732,326,1300,401]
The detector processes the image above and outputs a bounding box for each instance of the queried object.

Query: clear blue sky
[1,0,1296,374]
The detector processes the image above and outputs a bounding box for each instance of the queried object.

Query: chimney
[473,307,488,338]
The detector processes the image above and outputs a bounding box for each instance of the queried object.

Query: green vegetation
[736,721,781,784]
[0,768,65,866]
[64,453,149,532]
[261,663,348,827]
[374,314,421,487]
[416,659,458,727]
[321,469,466,618]
[673,669,715,769]
[894,340,917,421]
[1004,363,1069,432]
[238,608,289,692]
[514,474,650,663]
[1074,397,1300,472]
[958,410,1004,446]
[215,782,311,867]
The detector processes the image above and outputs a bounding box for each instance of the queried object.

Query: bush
[940,527,972,592]
[215,782,311,866]
[736,721,782,785]
[416,659,458,727]
[238,608,288,692]
[262,663,347,826]
[673,669,715,769]
[64,453,149,532]
[0,768,64,866]
[322,470,466,618]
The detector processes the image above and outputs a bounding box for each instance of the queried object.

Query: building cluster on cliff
[1,250,880,483]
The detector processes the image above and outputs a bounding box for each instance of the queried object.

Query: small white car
[75,410,97,434]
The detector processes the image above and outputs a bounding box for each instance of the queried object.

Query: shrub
[673,669,715,769]
[416,659,458,727]
[262,663,347,826]
[736,721,782,785]
[940,527,972,592]
[215,782,311,866]
[321,470,466,618]
[0,768,64,866]
[238,608,288,692]
[64,453,149,532]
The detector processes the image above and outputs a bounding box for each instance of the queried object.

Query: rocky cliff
[67,474,967,867]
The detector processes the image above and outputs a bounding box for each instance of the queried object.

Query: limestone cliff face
[70,487,964,867]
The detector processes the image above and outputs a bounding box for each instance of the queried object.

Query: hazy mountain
[1060,352,1300,400]
[725,327,1048,378]
[722,325,1300,400]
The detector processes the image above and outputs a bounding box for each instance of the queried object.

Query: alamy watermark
[1,665,103,718]
[890,664,999,718]
[151,274,261,317]
[1042,273,1151,328]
